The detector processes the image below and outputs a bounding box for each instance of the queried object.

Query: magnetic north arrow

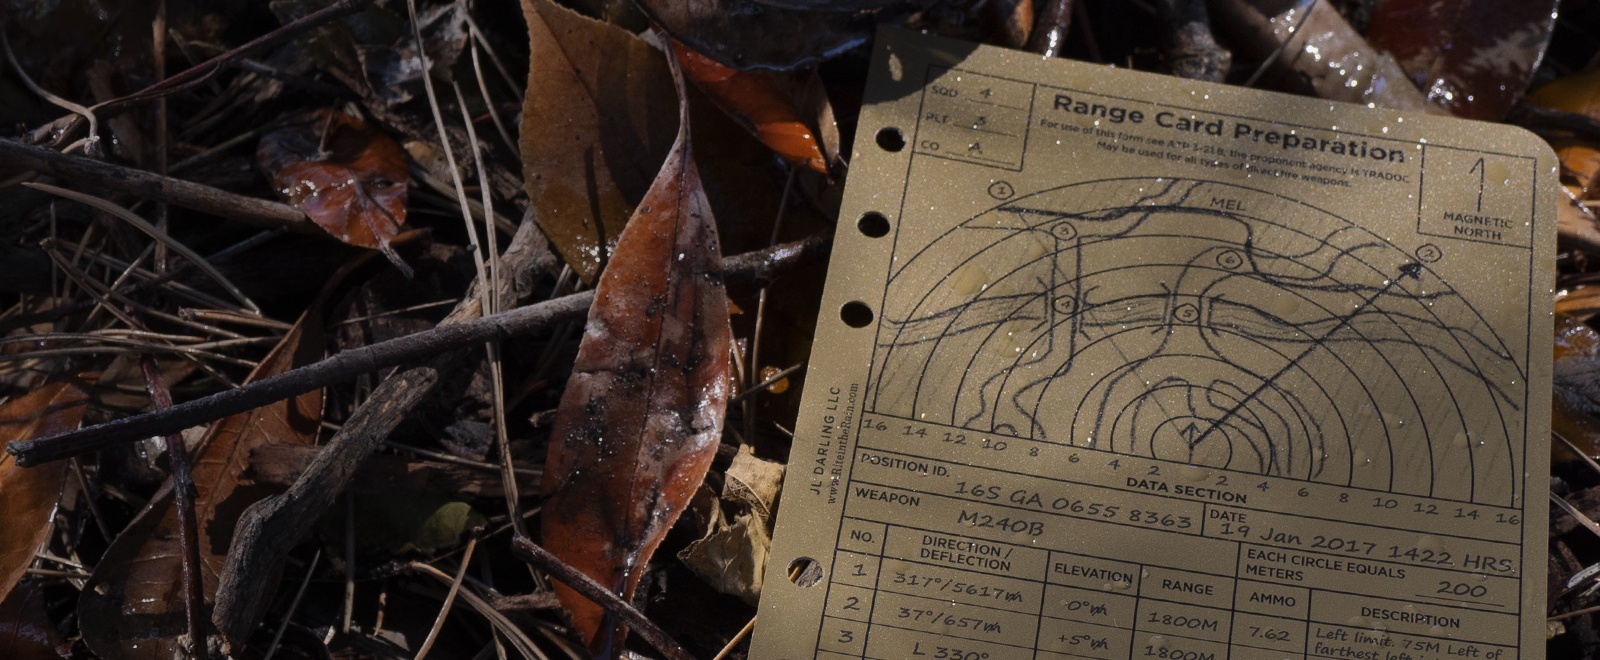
[1184,262,1422,452]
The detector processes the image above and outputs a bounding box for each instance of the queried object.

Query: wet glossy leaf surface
[1555,315,1600,459]
[540,62,734,654]
[259,109,409,251]
[675,41,830,174]
[0,378,93,602]
[1366,0,1559,120]
[0,580,67,660]
[1209,0,1431,111]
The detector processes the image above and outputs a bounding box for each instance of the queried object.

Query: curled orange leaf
[674,40,829,175]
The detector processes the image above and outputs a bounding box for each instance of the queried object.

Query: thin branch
[214,218,558,650]
[25,182,262,313]
[510,536,694,660]
[408,562,550,660]
[262,550,321,660]
[1511,103,1600,144]
[0,137,315,233]
[7,235,827,467]
[19,0,371,150]
[0,26,99,154]
[712,616,756,660]
[0,229,286,335]
[104,0,374,117]
[140,355,205,657]
[1552,491,1600,543]
[416,537,479,660]
[731,363,802,405]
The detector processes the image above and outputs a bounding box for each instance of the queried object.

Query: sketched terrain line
[866,178,1526,506]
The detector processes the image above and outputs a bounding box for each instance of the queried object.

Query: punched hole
[787,557,824,587]
[840,301,874,328]
[875,127,905,152]
[857,212,891,238]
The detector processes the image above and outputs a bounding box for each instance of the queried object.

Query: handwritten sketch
[867,178,1525,505]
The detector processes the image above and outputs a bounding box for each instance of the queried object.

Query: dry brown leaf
[1528,70,1600,190]
[0,377,93,602]
[725,444,784,520]
[539,48,734,655]
[679,444,784,603]
[519,0,678,283]
[678,509,770,604]
[78,309,326,659]
[259,109,409,254]
[1366,0,1557,120]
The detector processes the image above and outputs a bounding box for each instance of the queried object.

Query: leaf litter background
[8,0,1600,658]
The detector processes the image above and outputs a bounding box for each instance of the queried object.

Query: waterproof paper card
[753,29,1556,660]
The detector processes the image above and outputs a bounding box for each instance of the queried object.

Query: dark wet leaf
[78,310,326,660]
[0,580,67,660]
[359,3,467,107]
[268,0,466,109]
[675,40,829,174]
[635,0,926,71]
[985,0,1034,50]
[1365,0,1558,120]
[540,56,734,655]
[259,109,409,253]
[519,0,679,283]
[1554,315,1600,460]
[1208,0,1431,111]
[0,2,156,143]
[0,378,93,602]
[754,0,909,10]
